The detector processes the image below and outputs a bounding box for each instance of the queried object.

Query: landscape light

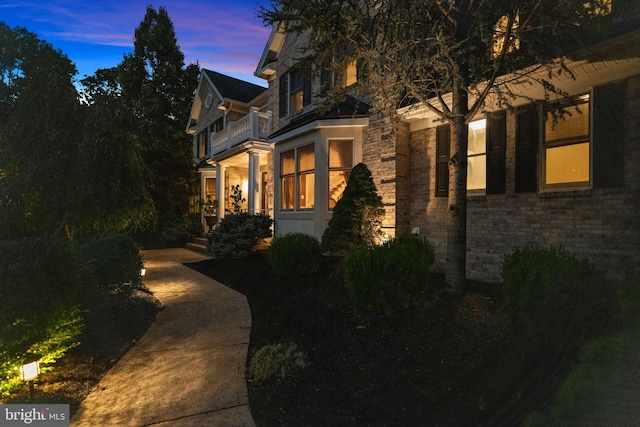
[19,360,40,382]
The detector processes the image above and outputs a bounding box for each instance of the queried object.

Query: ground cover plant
[187,251,602,426]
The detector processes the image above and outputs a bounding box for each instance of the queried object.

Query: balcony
[210,107,272,157]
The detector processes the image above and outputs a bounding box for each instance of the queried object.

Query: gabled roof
[255,23,286,80]
[186,69,267,133]
[203,69,266,104]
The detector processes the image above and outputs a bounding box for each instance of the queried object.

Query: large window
[543,95,590,187]
[280,143,315,210]
[467,119,487,192]
[328,140,353,208]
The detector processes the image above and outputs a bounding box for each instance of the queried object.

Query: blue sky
[0,0,271,86]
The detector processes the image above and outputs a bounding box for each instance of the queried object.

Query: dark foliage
[343,235,435,312]
[187,253,579,426]
[502,245,620,351]
[207,213,273,259]
[267,233,322,281]
[321,163,384,254]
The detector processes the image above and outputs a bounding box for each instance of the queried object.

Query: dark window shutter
[279,74,288,118]
[303,77,312,106]
[593,80,626,189]
[486,111,506,194]
[515,105,538,193]
[436,124,450,197]
[320,69,330,96]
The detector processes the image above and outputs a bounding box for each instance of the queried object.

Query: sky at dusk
[1,0,272,86]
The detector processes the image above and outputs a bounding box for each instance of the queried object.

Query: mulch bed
[187,252,575,426]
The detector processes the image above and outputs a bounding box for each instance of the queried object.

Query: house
[188,2,640,283]
[186,69,270,229]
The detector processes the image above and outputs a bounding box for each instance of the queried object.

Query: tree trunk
[445,88,469,293]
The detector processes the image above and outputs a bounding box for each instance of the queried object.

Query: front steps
[186,236,208,253]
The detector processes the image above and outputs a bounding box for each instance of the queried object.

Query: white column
[216,162,226,219]
[247,151,261,215]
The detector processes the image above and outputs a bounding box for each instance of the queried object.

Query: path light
[141,267,146,277]
[19,358,40,402]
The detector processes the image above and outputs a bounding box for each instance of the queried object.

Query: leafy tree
[0,23,80,237]
[260,0,611,292]
[117,6,200,242]
[321,162,384,254]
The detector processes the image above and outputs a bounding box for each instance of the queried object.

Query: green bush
[73,234,143,294]
[0,237,83,396]
[268,233,322,281]
[502,245,618,349]
[321,163,385,255]
[343,235,435,312]
[249,342,306,383]
[207,213,273,259]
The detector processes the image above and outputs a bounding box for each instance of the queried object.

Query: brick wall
[409,74,640,283]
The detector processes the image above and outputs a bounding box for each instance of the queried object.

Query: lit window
[467,119,487,192]
[329,140,353,208]
[290,69,307,114]
[544,95,590,187]
[298,144,315,209]
[345,60,358,87]
[493,14,519,58]
[280,144,315,210]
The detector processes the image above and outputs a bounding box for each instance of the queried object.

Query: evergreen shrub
[343,235,435,312]
[502,245,618,349]
[321,163,385,255]
[268,233,321,281]
[207,213,273,259]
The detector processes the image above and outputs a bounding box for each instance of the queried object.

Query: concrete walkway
[72,248,255,427]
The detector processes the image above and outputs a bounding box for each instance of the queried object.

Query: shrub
[0,237,83,396]
[343,235,435,312]
[207,213,273,259]
[268,233,322,281]
[502,245,618,350]
[321,163,385,255]
[72,234,143,294]
[249,342,306,383]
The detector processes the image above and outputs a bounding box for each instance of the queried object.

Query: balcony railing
[210,107,272,156]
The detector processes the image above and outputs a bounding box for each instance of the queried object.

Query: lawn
[187,252,580,426]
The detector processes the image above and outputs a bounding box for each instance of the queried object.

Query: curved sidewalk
[72,248,255,427]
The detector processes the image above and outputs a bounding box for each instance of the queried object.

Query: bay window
[328,140,353,208]
[280,143,315,210]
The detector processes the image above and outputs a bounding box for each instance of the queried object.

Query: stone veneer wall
[409,74,640,283]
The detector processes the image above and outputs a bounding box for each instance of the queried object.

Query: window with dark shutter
[593,80,626,189]
[279,74,288,118]
[486,111,506,194]
[303,78,312,107]
[516,105,538,193]
[436,124,450,197]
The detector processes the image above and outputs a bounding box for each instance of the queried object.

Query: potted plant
[198,195,219,232]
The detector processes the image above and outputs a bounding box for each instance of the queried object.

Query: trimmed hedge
[502,245,618,349]
[268,233,322,281]
[343,235,435,312]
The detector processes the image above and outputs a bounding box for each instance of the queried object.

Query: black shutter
[515,105,538,193]
[436,124,450,197]
[303,76,312,107]
[279,73,288,118]
[320,69,330,96]
[593,80,626,189]
[486,111,506,194]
